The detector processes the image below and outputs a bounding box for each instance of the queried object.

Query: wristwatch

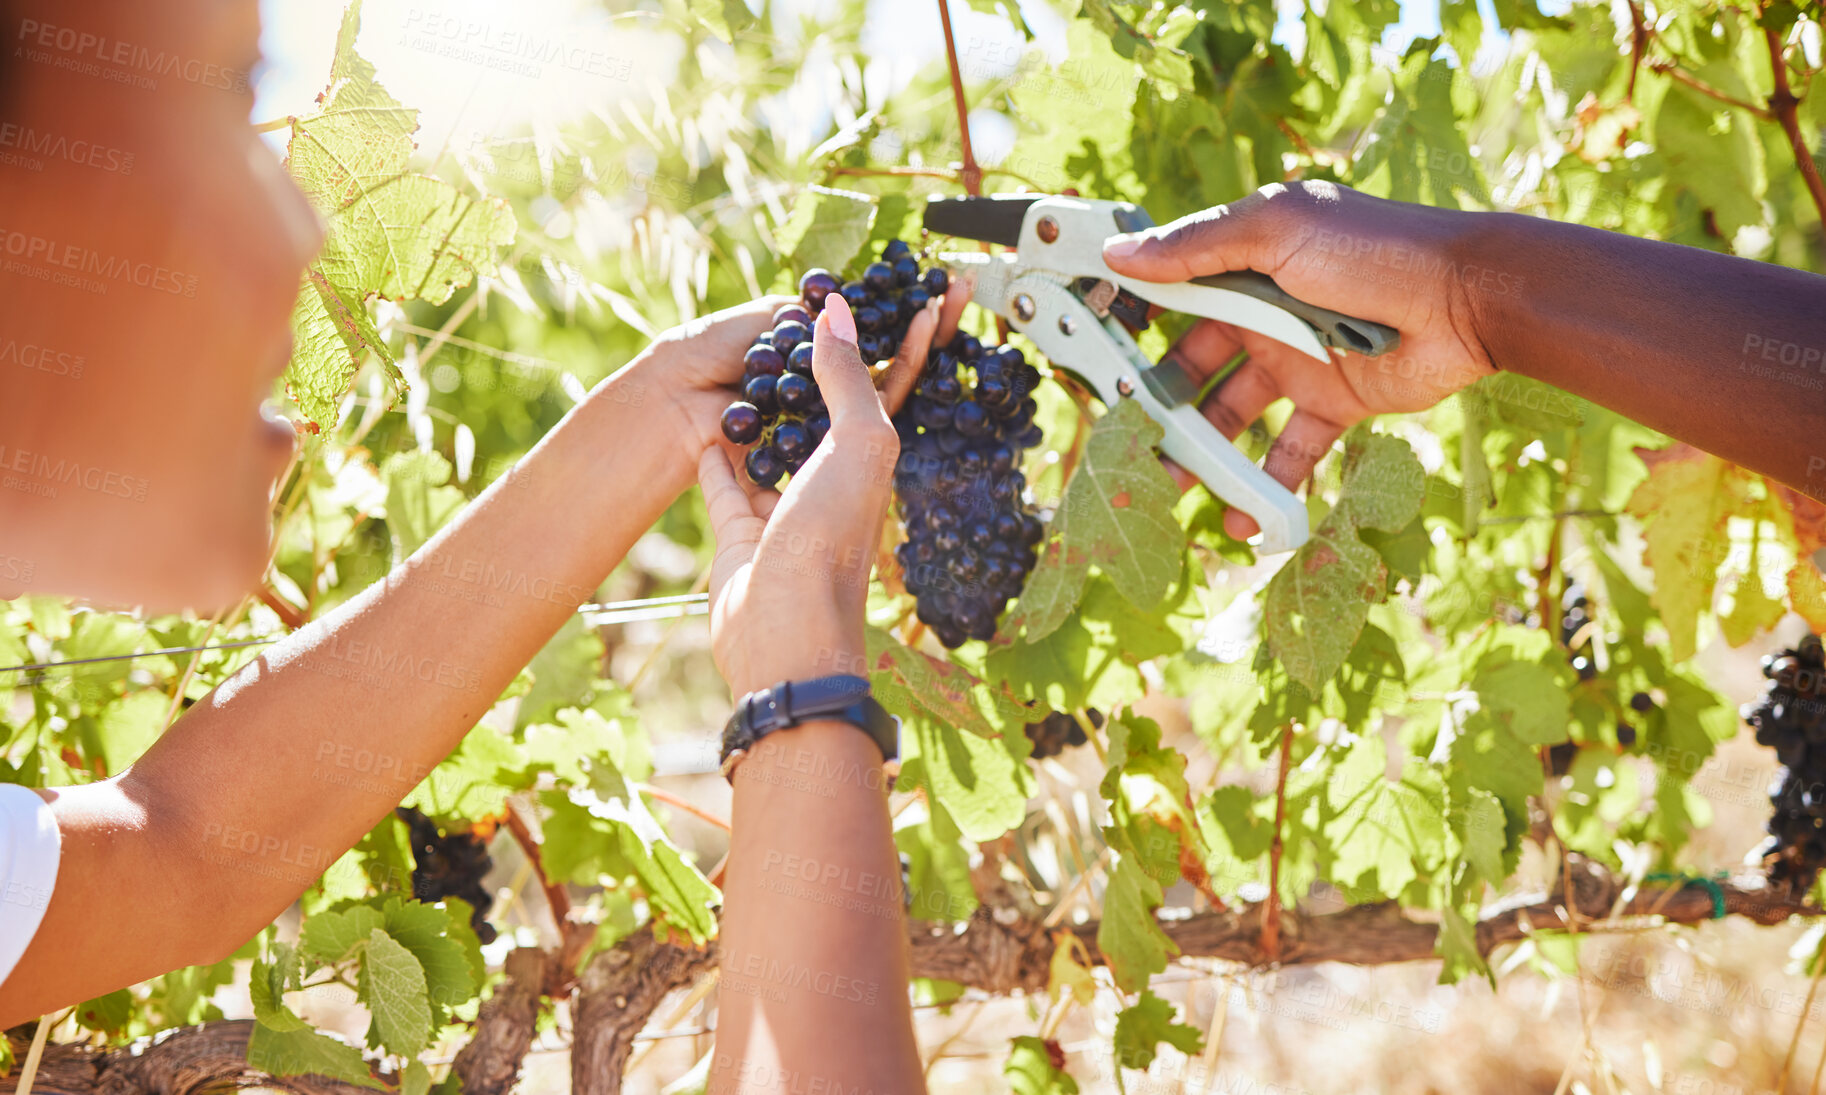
[719,674,899,781]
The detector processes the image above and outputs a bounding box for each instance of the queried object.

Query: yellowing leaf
[1626,445,1756,660]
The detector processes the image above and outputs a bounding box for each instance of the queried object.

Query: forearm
[1462,211,1826,492]
[710,724,924,1095]
[1,355,695,1019]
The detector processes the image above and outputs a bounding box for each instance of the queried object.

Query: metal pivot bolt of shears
[923,194,1401,555]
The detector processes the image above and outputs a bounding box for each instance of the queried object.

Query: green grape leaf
[868,626,1026,738]
[357,927,433,1058]
[900,709,1033,843]
[541,763,719,942]
[1472,659,1571,745]
[1264,518,1385,690]
[381,451,465,561]
[1198,784,1274,864]
[247,1024,381,1088]
[251,944,307,1033]
[1005,400,1182,642]
[282,0,516,431]
[895,797,979,923]
[93,691,168,776]
[402,724,519,822]
[688,0,755,41]
[1113,990,1204,1070]
[1335,433,1426,532]
[300,905,387,964]
[1005,1036,1080,1095]
[774,186,876,278]
[1265,433,1424,690]
[74,989,133,1035]
[1654,83,1766,239]
[400,1060,432,1095]
[1435,905,1490,986]
[1321,737,1448,900]
[988,578,1165,714]
[379,897,480,1025]
[1626,446,1756,660]
[1096,855,1178,993]
[1455,788,1509,892]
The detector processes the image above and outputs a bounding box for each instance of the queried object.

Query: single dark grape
[777,372,819,413]
[799,269,840,309]
[928,374,962,404]
[863,262,895,293]
[744,344,785,378]
[806,411,831,444]
[773,421,813,463]
[857,304,888,333]
[772,320,811,358]
[746,446,785,488]
[953,334,982,361]
[841,281,871,309]
[743,374,779,415]
[954,400,991,438]
[721,402,762,445]
[902,286,931,314]
[774,303,813,327]
[882,239,912,263]
[787,342,816,376]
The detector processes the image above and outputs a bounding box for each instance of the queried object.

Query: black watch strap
[719,674,899,781]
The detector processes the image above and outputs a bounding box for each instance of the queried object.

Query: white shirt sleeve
[0,783,60,984]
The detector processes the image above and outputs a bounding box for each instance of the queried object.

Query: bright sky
[253,0,1467,162]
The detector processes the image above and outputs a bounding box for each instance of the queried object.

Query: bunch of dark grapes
[1747,636,1826,891]
[397,806,497,943]
[1024,709,1102,759]
[1549,584,1654,775]
[720,239,948,488]
[892,334,1045,648]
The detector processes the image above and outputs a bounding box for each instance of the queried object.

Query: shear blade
[922,195,1039,248]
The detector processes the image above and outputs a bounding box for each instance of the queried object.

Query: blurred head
[0,0,321,612]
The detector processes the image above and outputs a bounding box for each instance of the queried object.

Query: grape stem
[1765,26,1826,230]
[637,784,732,832]
[504,802,574,933]
[934,0,981,197]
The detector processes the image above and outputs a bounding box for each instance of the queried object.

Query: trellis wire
[0,594,711,674]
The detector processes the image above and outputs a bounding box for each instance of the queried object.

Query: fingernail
[1103,232,1147,260]
[823,294,857,345]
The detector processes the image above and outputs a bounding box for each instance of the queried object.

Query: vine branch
[934,0,981,196]
[1262,727,1294,961]
[1764,26,1826,228]
[1647,58,1773,119]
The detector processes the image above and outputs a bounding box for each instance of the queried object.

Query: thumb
[809,295,892,437]
[1102,189,1285,284]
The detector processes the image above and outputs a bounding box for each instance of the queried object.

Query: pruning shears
[923,194,1401,555]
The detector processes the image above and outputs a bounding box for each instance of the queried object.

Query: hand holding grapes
[698,295,938,697]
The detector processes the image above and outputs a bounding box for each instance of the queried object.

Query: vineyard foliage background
[4,0,1826,1090]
